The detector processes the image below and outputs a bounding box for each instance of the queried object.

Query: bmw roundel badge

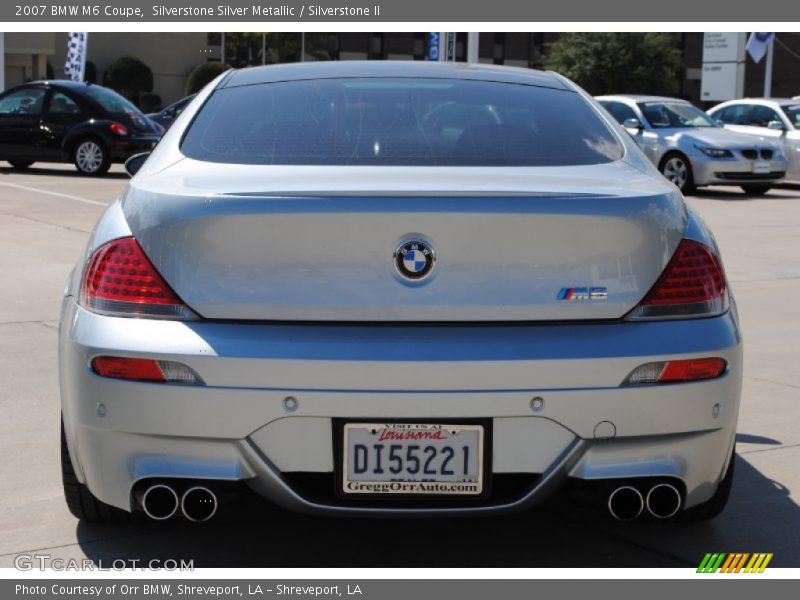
[394,239,435,281]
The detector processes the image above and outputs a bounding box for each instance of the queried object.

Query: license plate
[753,161,771,174]
[342,423,484,495]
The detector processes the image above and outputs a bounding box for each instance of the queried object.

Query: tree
[139,93,162,113]
[85,61,97,84]
[185,62,230,96]
[102,56,153,103]
[543,33,683,96]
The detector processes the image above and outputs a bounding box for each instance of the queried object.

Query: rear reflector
[91,356,202,385]
[81,237,196,320]
[624,358,726,386]
[626,239,728,320]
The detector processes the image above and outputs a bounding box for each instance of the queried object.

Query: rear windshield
[180,78,623,166]
[83,85,143,116]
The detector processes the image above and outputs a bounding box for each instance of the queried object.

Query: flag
[64,32,88,82]
[427,33,441,61]
[746,32,775,63]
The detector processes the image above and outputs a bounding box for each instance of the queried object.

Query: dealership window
[477,33,541,67]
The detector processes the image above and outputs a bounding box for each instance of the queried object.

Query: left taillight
[91,356,202,385]
[80,236,196,320]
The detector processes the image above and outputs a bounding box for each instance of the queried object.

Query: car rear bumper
[59,298,743,515]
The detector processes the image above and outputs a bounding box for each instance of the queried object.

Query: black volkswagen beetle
[0,80,163,175]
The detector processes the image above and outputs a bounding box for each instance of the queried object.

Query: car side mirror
[622,118,643,130]
[124,152,150,177]
[767,120,785,131]
[715,119,725,128]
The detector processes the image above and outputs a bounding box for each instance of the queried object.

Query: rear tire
[61,418,135,523]
[8,160,34,169]
[680,444,735,522]
[740,185,772,195]
[659,152,696,194]
[72,138,111,176]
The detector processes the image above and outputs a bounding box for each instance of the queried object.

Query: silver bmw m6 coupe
[59,61,741,524]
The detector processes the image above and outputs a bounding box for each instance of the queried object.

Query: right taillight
[80,236,196,320]
[626,239,729,320]
[109,122,129,136]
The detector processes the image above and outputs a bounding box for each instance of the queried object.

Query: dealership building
[1,32,799,107]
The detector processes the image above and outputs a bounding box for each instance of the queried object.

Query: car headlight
[694,145,734,158]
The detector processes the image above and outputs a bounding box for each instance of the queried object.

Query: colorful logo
[557,287,607,301]
[697,553,773,573]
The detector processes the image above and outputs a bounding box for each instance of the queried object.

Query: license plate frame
[335,419,491,498]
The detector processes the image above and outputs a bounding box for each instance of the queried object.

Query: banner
[64,31,88,81]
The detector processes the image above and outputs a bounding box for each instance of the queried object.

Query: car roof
[222,61,570,91]
[22,79,98,90]
[715,97,798,106]
[596,94,689,104]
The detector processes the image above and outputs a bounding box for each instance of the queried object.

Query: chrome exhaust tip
[608,485,644,521]
[181,486,217,522]
[646,483,682,519]
[140,484,179,520]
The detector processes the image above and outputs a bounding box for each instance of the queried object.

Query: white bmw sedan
[59,62,741,524]
[708,98,800,183]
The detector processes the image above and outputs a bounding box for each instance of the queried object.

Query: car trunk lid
[122,159,686,321]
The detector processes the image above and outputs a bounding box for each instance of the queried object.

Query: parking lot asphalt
[0,163,798,569]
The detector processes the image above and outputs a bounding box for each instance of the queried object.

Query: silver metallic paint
[119,164,686,322]
[60,63,743,517]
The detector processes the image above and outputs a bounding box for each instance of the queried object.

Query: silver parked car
[60,62,741,524]
[597,94,787,194]
[708,98,800,183]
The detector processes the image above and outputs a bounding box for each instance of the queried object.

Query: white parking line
[0,181,108,207]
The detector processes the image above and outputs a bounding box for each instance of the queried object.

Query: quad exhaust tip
[181,486,218,522]
[607,485,644,521]
[140,484,179,521]
[646,483,682,519]
[608,483,683,521]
